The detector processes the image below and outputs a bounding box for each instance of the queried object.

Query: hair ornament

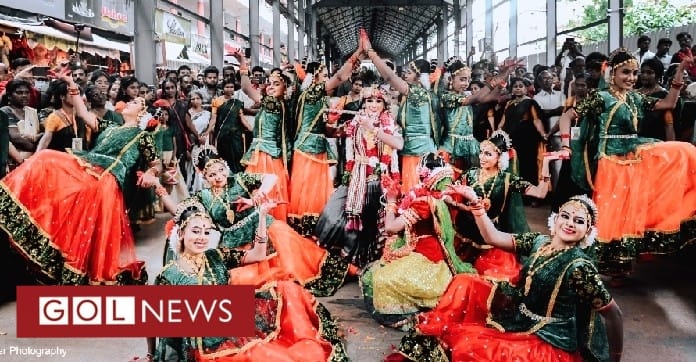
[192,144,220,172]
[445,56,471,77]
[422,166,455,190]
[362,85,387,101]
[608,48,638,70]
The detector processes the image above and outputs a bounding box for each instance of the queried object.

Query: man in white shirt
[633,35,655,65]
[654,38,673,70]
[534,70,565,190]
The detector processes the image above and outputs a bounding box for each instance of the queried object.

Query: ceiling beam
[314,0,448,7]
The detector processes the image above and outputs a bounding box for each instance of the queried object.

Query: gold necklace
[211,188,235,224]
[609,86,628,103]
[523,243,572,296]
[181,253,205,273]
[180,253,217,285]
[475,169,499,211]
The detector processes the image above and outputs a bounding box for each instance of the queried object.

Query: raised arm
[56,67,98,131]
[326,47,363,95]
[232,50,262,104]
[241,201,273,264]
[361,30,410,95]
[654,54,694,111]
[446,184,515,251]
[383,177,407,234]
[464,58,521,105]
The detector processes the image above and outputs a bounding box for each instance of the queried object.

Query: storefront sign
[0,0,65,19]
[155,10,190,46]
[190,34,209,58]
[65,0,134,35]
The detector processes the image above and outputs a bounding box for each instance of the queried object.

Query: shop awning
[161,42,211,68]
[0,18,129,58]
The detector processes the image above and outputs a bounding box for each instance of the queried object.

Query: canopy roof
[313,0,452,59]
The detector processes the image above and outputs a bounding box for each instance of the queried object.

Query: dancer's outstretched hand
[232,197,254,212]
[258,199,287,215]
[360,28,372,51]
[498,57,525,76]
[381,175,401,202]
[445,184,477,202]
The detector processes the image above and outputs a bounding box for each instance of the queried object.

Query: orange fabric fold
[228,222,328,287]
[1,150,144,283]
[401,155,421,193]
[417,274,581,362]
[288,151,333,217]
[199,281,334,362]
[474,248,522,284]
[244,151,289,221]
[593,142,696,243]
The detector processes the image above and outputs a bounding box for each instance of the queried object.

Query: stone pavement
[1,207,695,361]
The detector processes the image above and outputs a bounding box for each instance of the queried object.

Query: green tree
[566,0,695,43]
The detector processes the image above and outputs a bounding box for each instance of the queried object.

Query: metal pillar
[546,0,556,66]
[310,0,318,60]
[134,0,156,84]
[210,0,224,70]
[466,0,473,60]
[453,0,460,57]
[485,0,492,58]
[509,0,517,58]
[608,0,623,51]
[437,8,447,63]
[287,0,295,62]
[422,34,427,60]
[273,0,281,67]
[249,0,260,67]
[298,0,305,60]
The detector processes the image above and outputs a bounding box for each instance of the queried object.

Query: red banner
[16,286,255,337]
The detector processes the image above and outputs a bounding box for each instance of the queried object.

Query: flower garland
[344,111,399,183]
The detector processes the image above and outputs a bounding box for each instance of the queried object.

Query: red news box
[16,285,256,337]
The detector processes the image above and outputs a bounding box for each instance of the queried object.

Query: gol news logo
[16,286,255,337]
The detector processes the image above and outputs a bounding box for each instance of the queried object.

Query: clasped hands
[444,184,479,204]
[381,174,401,203]
[231,192,286,213]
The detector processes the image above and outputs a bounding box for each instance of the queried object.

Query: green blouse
[439,91,479,158]
[294,82,334,157]
[489,232,612,360]
[464,168,531,234]
[193,173,275,248]
[73,121,157,188]
[397,84,438,156]
[242,96,289,163]
[577,90,659,157]
[155,248,284,362]
[156,248,245,286]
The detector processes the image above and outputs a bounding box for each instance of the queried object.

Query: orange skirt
[288,151,333,221]
[401,155,421,193]
[417,274,581,362]
[244,150,289,221]
[0,150,146,284]
[594,142,696,246]
[196,281,338,362]
[474,248,522,284]
[228,221,327,287]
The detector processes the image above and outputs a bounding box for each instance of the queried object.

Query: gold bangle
[239,69,249,76]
